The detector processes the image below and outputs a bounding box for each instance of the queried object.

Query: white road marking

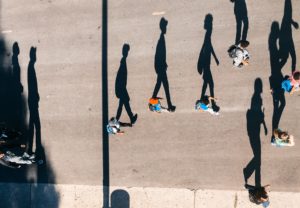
[2,30,12,34]
[152,11,165,16]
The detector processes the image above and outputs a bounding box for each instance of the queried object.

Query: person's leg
[243,157,255,183]
[272,93,280,132]
[116,100,124,121]
[152,74,162,98]
[207,74,215,98]
[34,110,43,160]
[26,111,34,155]
[253,139,261,187]
[242,17,249,41]
[272,91,286,131]
[235,18,242,44]
[254,155,261,187]
[123,100,134,120]
[161,72,174,108]
[201,81,208,99]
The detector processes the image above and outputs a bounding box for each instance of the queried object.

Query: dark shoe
[168,105,176,112]
[212,101,220,112]
[131,114,138,125]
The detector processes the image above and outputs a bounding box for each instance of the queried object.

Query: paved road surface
[0,0,299,193]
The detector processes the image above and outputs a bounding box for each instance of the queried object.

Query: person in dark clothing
[11,42,24,131]
[27,47,42,158]
[115,44,138,125]
[244,78,267,188]
[231,0,249,44]
[268,22,286,140]
[197,14,219,101]
[279,0,298,72]
[152,17,176,112]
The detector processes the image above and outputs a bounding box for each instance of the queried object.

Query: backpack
[227,45,242,58]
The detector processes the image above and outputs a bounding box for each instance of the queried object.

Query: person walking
[115,44,138,125]
[152,17,176,112]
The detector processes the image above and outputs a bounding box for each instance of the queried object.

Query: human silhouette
[115,44,137,125]
[279,0,298,72]
[11,42,24,131]
[152,17,176,112]
[269,22,286,139]
[231,0,249,44]
[197,14,219,98]
[27,47,42,159]
[244,78,267,187]
[197,14,219,111]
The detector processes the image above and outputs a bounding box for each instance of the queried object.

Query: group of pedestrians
[107,0,298,207]
[0,42,43,169]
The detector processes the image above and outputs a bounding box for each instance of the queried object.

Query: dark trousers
[272,91,285,131]
[116,99,134,121]
[235,17,249,44]
[152,72,172,108]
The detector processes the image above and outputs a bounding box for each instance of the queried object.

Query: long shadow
[29,50,59,207]
[269,22,286,138]
[152,17,175,111]
[197,14,219,111]
[102,0,109,207]
[230,0,249,44]
[0,42,60,207]
[26,47,41,157]
[115,44,137,124]
[244,78,267,187]
[279,0,298,72]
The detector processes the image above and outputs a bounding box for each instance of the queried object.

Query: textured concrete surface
[0,1,299,206]
[1,184,300,208]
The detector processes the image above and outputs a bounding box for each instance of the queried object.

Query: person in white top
[233,40,250,67]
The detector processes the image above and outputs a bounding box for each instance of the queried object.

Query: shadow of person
[230,0,249,44]
[152,17,176,112]
[115,44,138,125]
[279,0,298,72]
[244,78,267,187]
[269,22,286,140]
[11,42,25,132]
[197,14,220,111]
[111,189,130,208]
[26,47,43,161]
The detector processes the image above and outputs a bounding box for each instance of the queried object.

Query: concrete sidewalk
[0,183,297,208]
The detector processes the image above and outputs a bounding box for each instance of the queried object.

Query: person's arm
[241,59,249,66]
[208,96,217,101]
[211,46,219,66]
[289,85,296,94]
[291,19,299,29]
[262,109,268,135]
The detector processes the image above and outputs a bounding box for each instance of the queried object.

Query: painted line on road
[152,11,165,16]
[2,30,12,34]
